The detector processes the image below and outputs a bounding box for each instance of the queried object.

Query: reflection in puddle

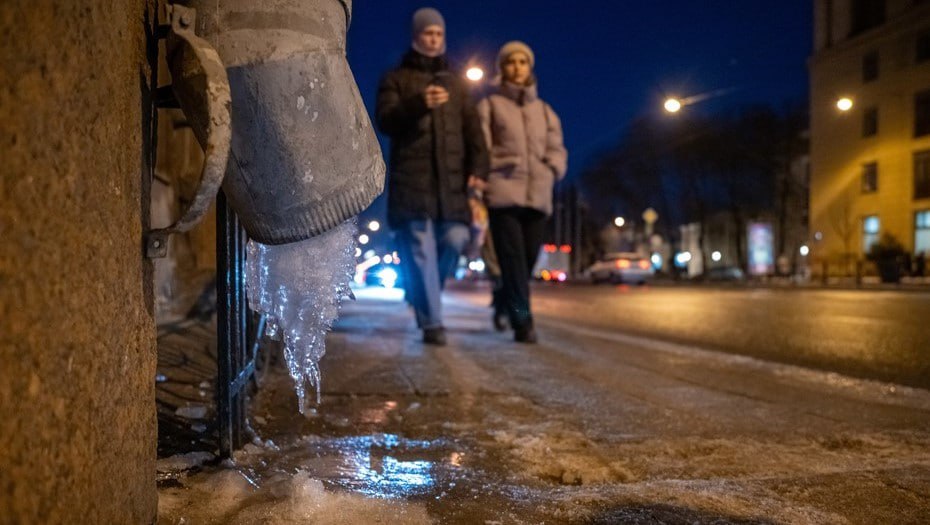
[370,457,433,488]
[296,434,443,498]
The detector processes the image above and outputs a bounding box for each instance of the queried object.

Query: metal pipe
[181,0,383,245]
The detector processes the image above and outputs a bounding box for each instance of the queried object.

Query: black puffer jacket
[376,50,489,227]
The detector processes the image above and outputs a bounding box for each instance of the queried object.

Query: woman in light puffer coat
[477,41,568,343]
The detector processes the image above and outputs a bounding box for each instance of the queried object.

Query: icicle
[245,219,357,413]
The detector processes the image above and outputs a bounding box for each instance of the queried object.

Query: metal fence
[147,8,259,458]
[215,192,258,456]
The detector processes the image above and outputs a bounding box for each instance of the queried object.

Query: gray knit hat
[498,41,535,70]
[411,7,446,56]
[412,8,445,37]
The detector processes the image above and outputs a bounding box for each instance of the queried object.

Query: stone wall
[0,2,158,523]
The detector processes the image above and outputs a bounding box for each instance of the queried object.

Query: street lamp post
[642,207,658,236]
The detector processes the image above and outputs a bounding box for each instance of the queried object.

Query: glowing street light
[663,87,737,114]
[614,216,626,227]
[368,220,381,232]
[466,66,484,82]
[836,97,854,112]
[711,251,722,262]
[664,98,682,113]
[358,234,369,245]
[799,245,810,257]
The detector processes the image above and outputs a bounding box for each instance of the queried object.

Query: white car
[585,252,655,284]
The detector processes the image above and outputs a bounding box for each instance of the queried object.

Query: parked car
[532,244,571,282]
[585,252,655,284]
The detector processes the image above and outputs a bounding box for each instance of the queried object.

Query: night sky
[346,1,812,225]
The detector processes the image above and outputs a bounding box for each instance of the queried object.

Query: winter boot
[423,327,447,346]
[514,325,537,344]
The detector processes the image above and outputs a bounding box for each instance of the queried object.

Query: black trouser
[490,276,506,317]
[488,206,547,330]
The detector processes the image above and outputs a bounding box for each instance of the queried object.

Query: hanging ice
[245,220,357,413]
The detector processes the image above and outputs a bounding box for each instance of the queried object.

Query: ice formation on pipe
[245,219,357,413]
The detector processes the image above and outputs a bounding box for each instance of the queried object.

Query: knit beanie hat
[497,41,535,71]
[412,7,445,36]
[411,8,447,56]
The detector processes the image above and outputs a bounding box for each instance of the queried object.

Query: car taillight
[616,259,631,269]
[638,260,650,270]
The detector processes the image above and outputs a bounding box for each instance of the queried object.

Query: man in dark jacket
[376,7,489,345]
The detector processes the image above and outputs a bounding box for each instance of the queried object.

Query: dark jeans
[488,207,547,330]
[395,219,471,329]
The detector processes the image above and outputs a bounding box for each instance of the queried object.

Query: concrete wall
[810,1,930,261]
[0,2,158,523]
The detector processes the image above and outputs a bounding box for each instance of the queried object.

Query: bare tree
[579,102,808,272]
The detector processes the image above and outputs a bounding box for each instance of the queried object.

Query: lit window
[861,162,878,193]
[863,215,880,253]
[916,210,930,254]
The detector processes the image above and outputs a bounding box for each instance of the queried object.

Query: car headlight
[377,267,398,288]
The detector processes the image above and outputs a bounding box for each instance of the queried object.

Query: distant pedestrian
[916,251,926,277]
[477,41,567,343]
[376,8,489,346]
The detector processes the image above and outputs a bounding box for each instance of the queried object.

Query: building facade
[810,0,930,264]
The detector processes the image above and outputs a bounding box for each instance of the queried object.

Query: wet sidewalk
[157,285,930,525]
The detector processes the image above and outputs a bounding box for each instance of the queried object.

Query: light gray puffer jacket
[477,82,567,215]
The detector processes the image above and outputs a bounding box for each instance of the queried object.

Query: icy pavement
[158,285,930,524]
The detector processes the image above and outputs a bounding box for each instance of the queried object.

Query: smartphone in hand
[431,71,453,89]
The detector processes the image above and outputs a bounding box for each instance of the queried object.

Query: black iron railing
[146,6,260,458]
[215,192,263,457]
